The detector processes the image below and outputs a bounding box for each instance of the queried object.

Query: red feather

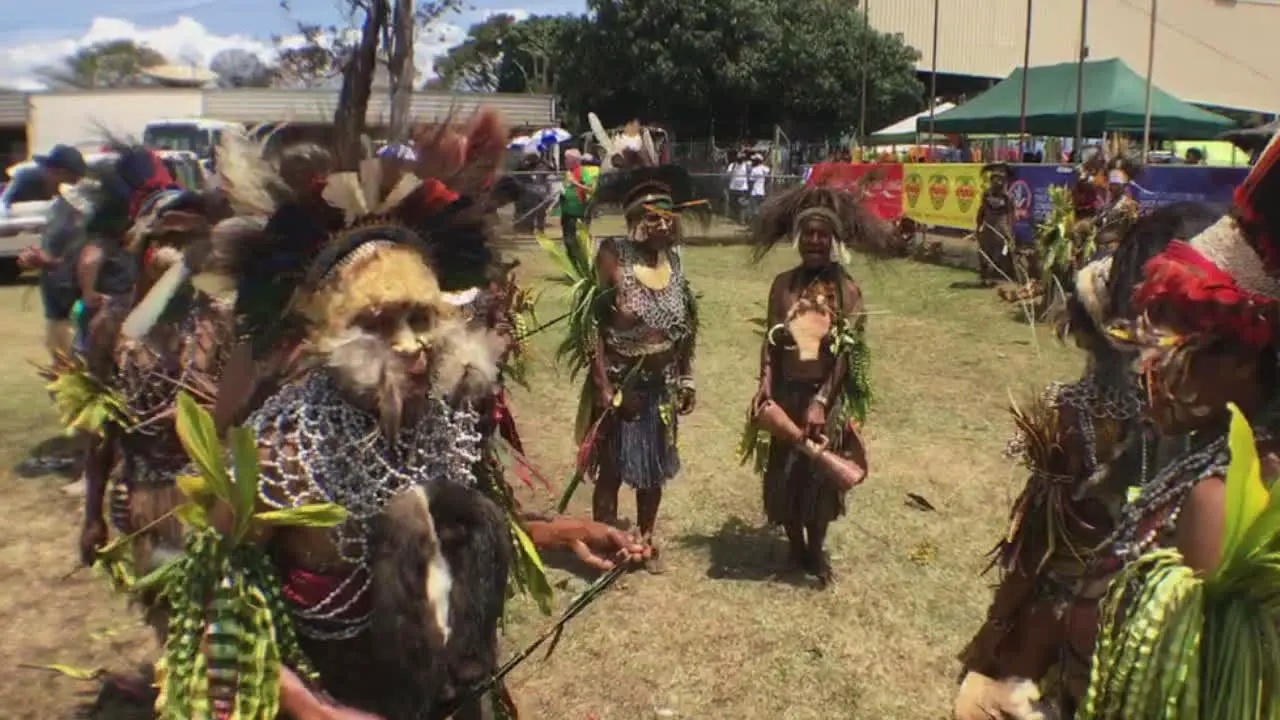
[1234,132,1280,275]
[1134,240,1274,346]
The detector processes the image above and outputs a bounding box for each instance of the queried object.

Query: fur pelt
[370,485,455,720]
[424,480,511,720]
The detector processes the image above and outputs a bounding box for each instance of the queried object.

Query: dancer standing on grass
[742,182,894,587]
[567,141,707,575]
[974,162,1016,288]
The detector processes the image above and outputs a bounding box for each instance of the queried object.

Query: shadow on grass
[13,434,82,479]
[674,515,815,588]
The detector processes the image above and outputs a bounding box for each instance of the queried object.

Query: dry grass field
[0,234,1082,719]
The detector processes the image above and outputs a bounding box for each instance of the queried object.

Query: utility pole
[927,0,940,148]
[859,0,870,144]
[1141,0,1159,159]
[1073,0,1089,158]
[1018,0,1033,157]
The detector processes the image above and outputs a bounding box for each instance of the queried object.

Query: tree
[210,48,275,88]
[37,40,168,89]
[429,14,520,92]
[545,0,923,139]
[280,0,465,165]
[272,44,340,88]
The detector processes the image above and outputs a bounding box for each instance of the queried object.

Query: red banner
[805,162,905,221]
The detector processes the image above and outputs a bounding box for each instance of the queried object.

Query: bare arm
[756,273,787,402]
[1175,476,1226,574]
[76,241,105,309]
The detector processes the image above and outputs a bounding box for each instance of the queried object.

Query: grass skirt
[762,380,847,526]
[597,367,680,490]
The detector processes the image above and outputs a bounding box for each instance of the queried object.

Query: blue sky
[1,0,588,89]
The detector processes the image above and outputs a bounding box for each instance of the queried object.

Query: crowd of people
[11,105,1280,719]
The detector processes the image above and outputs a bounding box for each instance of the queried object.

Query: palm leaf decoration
[38,353,133,437]
[1035,184,1097,289]
[134,392,347,720]
[828,313,873,427]
[1081,403,1280,719]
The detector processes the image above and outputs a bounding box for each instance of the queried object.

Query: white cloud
[0,15,474,91]
[483,8,532,22]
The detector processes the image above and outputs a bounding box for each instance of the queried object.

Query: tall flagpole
[1141,0,1159,159]
[928,0,940,151]
[1074,0,1089,158]
[1019,0,1033,157]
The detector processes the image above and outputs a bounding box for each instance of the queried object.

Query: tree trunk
[387,0,416,141]
[333,0,389,169]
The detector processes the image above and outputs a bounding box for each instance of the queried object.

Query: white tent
[868,103,956,145]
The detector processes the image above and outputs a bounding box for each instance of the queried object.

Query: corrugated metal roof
[0,92,27,126]
[201,89,556,127]
[869,0,1280,112]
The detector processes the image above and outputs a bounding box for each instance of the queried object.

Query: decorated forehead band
[320,239,398,283]
[793,206,845,238]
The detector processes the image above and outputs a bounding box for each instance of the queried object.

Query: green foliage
[43,363,133,437]
[1082,404,1280,719]
[830,315,873,426]
[37,39,168,89]
[430,0,923,138]
[535,225,611,385]
[1036,185,1096,287]
[142,392,347,719]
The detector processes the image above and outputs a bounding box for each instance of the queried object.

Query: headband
[793,206,846,239]
[1108,169,1130,185]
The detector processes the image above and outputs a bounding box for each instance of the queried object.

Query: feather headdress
[748,183,897,263]
[1115,132,1280,348]
[594,162,711,227]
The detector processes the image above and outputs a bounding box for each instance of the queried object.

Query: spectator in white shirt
[726,151,750,222]
[748,153,770,220]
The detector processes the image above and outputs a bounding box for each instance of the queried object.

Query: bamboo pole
[1019,0,1033,158]
[927,0,940,154]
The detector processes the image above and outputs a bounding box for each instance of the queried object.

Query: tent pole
[928,0,939,154]
[859,0,870,145]
[1074,0,1089,158]
[1019,0,1032,158]
[1141,0,1158,160]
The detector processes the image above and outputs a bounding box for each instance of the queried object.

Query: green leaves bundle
[1082,404,1280,719]
[138,392,347,720]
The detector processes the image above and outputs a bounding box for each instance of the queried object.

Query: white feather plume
[217,126,279,216]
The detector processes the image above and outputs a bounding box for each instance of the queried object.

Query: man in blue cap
[14,144,89,359]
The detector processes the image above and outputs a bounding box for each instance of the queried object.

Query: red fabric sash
[282,566,372,619]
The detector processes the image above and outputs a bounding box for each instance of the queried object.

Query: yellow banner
[902,163,986,231]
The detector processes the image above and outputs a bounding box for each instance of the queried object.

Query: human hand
[596,381,617,412]
[804,401,827,439]
[677,386,696,415]
[280,666,386,720]
[751,385,771,413]
[79,519,108,567]
[571,522,651,571]
[17,246,49,270]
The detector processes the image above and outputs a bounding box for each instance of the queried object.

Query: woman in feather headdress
[951,201,1220,720]
[1068,130,1280,718]
[64,141,236,576]
[559,137,707,575]
[742,182,893,586]
[101,110,652,720]
[975,162,1017,287]
[1093,154,1142,252]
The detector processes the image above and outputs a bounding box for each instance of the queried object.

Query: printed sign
[903,163,985,230]
[806,162,905,221]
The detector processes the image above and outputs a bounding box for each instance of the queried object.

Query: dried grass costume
[740,183,892,580]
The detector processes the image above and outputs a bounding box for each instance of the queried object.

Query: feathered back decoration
[749,183,897,263]
[411,108,508,198]
[1233,129,1280,276]
[217,125,280,217]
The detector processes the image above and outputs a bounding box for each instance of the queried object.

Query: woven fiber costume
[740,182,894,587]
[951,202,1224,720]
[555,138,706,574]
[107,111,531,720]
[975,162,1017,287]
[1072,129,1280,718]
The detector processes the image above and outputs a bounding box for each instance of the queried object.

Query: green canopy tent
[917,58,1236,139]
